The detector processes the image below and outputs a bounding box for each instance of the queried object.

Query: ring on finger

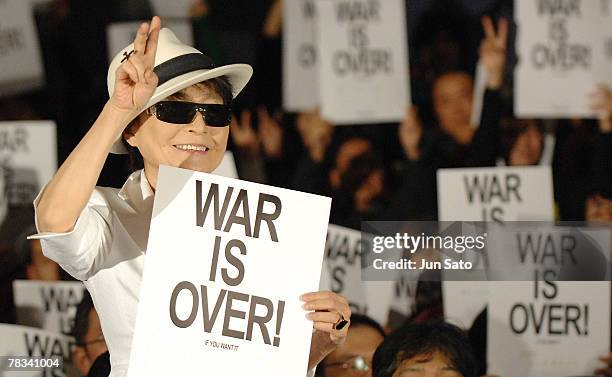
[333,312,349,330]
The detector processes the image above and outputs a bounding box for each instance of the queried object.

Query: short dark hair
[122,76,233,172]
[372,321,478,377]
[72,290,95,346]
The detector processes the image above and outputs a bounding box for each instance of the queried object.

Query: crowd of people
[0,0,611,376]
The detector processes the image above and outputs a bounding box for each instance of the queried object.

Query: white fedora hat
[107,27,253,154]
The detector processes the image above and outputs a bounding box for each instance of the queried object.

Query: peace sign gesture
[480,16,508,89]
[110,16,161,113]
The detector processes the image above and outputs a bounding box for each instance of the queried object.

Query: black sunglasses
[147,101,231,127]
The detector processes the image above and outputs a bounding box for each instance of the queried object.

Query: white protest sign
[481,217,610,376]
[283,0,319,111]
[316,0,410,124]
[211,151,238,179]
[322,224,407,326]
[437,166,555,328]
[488,281,610,376]
[13,280,85,335]
[0,121,57,207]
[515,0,612,117]
[0,0,44,97]
[149,0,195,19]
[106,20,194,62]
[0,324,75,377]
[127,165,331,377]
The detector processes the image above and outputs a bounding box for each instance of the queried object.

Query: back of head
[372,321,477,377]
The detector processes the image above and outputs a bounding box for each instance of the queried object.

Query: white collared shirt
[31,170,316,377]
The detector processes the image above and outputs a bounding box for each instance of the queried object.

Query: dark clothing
[385,88,503,220]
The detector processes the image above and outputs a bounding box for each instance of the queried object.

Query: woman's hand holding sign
[301,291,351,369]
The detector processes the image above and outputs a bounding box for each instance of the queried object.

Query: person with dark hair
[30,17,350,377]
[372,322,478,377]
[387,16,507,220]
[500,118,545,166]
[317,314,386,377]
[72,291,108,376]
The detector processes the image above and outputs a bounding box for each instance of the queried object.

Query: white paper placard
[211,151,238,179]
[515,0,612,117]
[438,166,555,328]
[0,121,57,207]
[322,224,409,326]
[149,0,195,19]
[316,0,410,124]
[106,20,194,62]
[0,324,75,377]
[127,165,331,377]
[0,0,45,96]
[13,280,85,335]
[283,0,319,112]
[488,280,610,377]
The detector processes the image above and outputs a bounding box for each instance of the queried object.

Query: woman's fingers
[306,311,342,324]
[144,16,162,66]
[482,16,496,41]
[133,22,149,55]
[120,60,139,84]
[496,18,509,47]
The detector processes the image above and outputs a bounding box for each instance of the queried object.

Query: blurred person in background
[72,291,108,377]
[386,16,507,220]
[372,321,478,377]
[317,314,386,377]
[500,119,544,166]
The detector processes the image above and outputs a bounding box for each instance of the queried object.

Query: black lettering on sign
[169,282,286,347]
[336,0,381,22]
[331,265,346,292]
[0,128,29,153]
[0,27,25,57]
[517,233,578,266]
[531,43,592,70]
[509,302,589,336]
[303,0,315,18]
[332,49,392,77]
[536,0,582,16]
[195,182,282,242]
[298,44,316,68]
[326,231,364,264]
[24,333,73,377]
[464,174,523,204]
[40,286,81,312]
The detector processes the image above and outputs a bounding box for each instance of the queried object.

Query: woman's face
[125,84,228,187]
[392,351,462,377]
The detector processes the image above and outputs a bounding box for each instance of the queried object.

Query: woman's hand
[301,291,351,369]
[109,16,161,115]
[231,110,260,155]
[588,84,612,133]
[399,105,423,161]
[480,16,508,90]
[258,107,284,158]
[595,352,612,376]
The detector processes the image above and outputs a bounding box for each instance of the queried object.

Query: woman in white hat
[32,17,350,377]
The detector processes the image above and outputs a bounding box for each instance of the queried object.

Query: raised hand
[257,107,283,158]
[588,84,612,133]
[399,105,423,161]
[230,110,260,155]
[110,17,161,114]
[480,16,508,89]
[296,109,333,163]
